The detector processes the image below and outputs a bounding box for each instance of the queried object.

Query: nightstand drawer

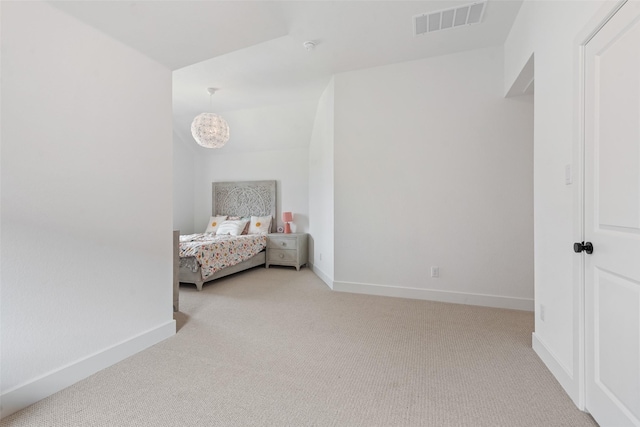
[267,237,298,250]
[267,249,297,263]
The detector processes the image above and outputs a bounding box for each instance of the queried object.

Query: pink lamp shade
[282,212,293,233]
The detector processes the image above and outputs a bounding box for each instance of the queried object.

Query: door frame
[572,0,627,411]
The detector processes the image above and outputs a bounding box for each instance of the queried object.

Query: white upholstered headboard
[212,180,277,233]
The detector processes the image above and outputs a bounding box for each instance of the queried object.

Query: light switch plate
[431,266,439,278]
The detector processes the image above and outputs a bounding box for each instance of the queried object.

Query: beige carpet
[2,267,597,426]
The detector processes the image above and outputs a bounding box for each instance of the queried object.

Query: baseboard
[1,319,176,419]
[310,263,334,290]
[532,332,577,404]
[332,281,534,311]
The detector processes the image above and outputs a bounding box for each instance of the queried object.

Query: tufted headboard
[212,180,277,233]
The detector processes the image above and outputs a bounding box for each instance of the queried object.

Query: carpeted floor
[1,267,597,426]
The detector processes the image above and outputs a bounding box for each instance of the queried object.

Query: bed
[178,180,276,291]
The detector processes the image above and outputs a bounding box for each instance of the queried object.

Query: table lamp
[282,212,293,234]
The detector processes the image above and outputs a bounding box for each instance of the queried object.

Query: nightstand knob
[279,253,284,258]
[281,242,286,246]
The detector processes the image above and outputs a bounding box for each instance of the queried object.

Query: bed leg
[196,282,203,291]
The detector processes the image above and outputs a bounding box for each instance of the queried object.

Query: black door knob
[573,241,594,254]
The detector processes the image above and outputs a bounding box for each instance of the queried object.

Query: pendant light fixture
[191,88,230,148]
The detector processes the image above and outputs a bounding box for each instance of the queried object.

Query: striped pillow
[215,219,249,236]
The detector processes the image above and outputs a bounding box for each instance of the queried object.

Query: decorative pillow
[226,217,251,234]
[216,219,249,236]
[205,216,227,234]
[241,220,251,235]
[248,215,272,234]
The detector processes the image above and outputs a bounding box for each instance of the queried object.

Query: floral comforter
[179,233,267,279]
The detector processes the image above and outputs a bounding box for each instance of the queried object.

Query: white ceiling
[50,0,523,149]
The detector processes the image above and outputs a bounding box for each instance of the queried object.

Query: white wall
[173,132,196,234]
[333,46,534,310]
[189,101,314,234]
[503,0,607,406]
[308,79,335,287]
[0,1,175,417]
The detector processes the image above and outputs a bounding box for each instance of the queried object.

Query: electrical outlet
[431,266,439,278]
[540,304,546,322]
[319,253,323,261]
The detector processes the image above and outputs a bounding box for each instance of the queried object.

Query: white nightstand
[266,233,308,271]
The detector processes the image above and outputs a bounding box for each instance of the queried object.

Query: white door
[584,1,640,426]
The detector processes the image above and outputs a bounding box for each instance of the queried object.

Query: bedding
[179,233,267,280]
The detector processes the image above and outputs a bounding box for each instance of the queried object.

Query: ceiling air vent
[414,1,486,36]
